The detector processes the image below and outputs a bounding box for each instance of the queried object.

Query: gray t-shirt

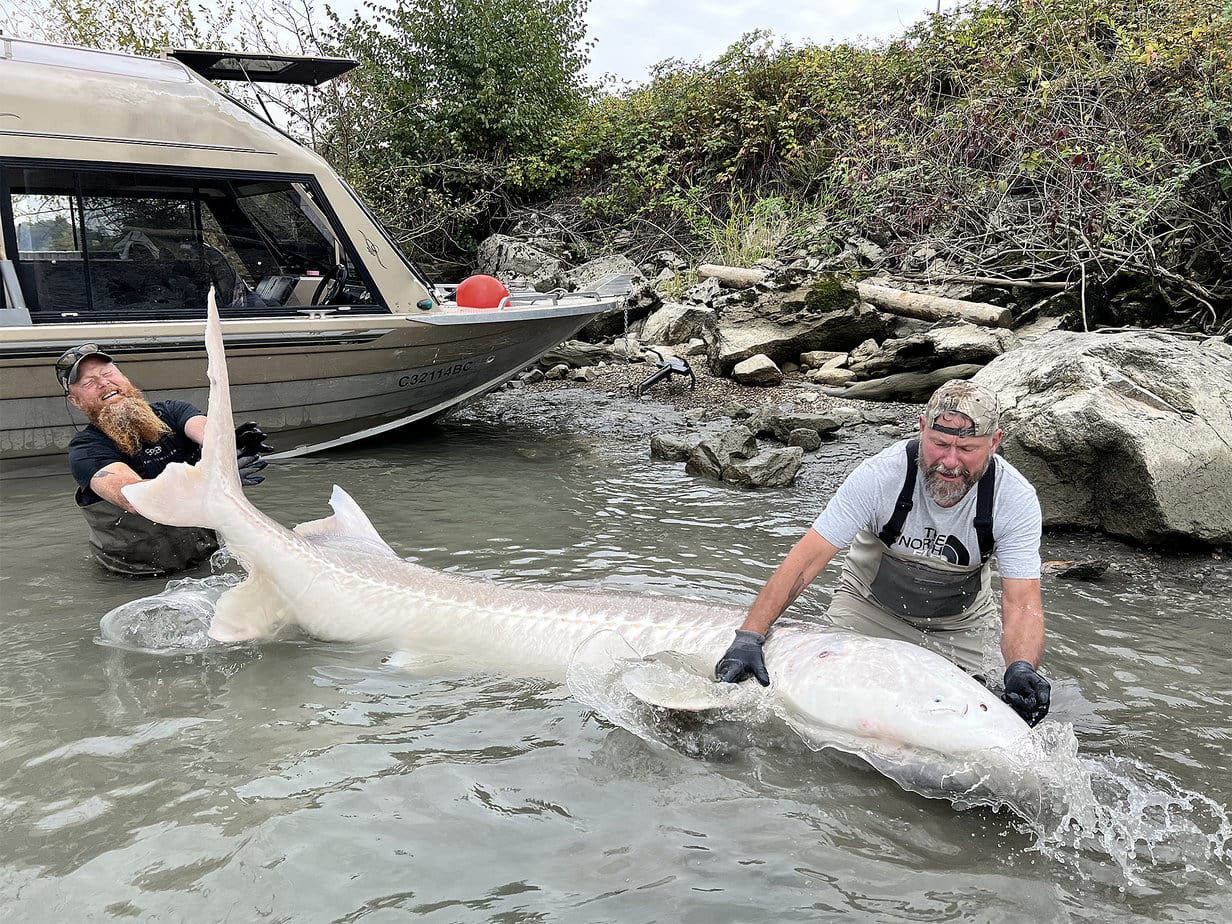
[811,439,1042,578]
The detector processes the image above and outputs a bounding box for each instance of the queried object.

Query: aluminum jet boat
[0,38,617,469]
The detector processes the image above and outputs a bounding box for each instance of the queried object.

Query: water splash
[1008,722,1232,891]
[565,632,1232,891]
[97,572,242,654]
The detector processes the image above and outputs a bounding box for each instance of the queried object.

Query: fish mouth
[923,702,969,717]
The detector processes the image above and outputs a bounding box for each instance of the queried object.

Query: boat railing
[435,273,634,310]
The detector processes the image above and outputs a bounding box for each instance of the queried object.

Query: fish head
[770,631,1029,756]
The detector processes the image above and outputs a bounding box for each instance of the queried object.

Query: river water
[1,386,1229,923]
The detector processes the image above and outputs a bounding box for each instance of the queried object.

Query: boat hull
[0,300,608,469]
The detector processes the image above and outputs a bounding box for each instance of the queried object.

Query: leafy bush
[323,0,593,270]
[549,0,1232,328]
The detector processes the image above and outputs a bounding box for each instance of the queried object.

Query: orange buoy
[455,274,510,309]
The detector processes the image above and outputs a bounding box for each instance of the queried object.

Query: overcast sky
[0,0,947,86]
[584,1,947,85]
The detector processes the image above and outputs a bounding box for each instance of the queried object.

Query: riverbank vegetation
[7,0,1231,330]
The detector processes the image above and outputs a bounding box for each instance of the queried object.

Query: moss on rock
[804,275,858,314]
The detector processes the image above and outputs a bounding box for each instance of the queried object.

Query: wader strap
[876,438,919,549]
[877,439,998,564]
[975,457,997,565]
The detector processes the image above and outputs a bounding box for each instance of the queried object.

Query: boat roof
[167,49,358,86]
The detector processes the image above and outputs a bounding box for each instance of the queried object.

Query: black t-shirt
[68,400,205,506]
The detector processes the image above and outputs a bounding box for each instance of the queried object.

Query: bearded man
[56,344,270,577]
[714,379,1052,726]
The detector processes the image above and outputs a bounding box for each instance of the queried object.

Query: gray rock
[848,236,886,265]
[685,426,759,479]
[641,303,717,346]
[682,338,709,357]
[569,254,660,341]
[976,330,1232,546]
[717,402,757,420]
[714,301,889,374]
[764,411,844,442]
[650,432,701,462]
[683,276,724,305]
[477,234,568,292]
[787,428,822,451]
[849,321,1018,379]
[723,447,805,487]
[799,349,846,369]
[732,354,784,386]
[806,367,857,386]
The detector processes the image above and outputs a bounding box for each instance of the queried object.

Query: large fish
[124,294,1046,804]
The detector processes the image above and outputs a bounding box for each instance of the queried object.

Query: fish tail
[122,288,245,530]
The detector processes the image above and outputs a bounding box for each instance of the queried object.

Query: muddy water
[1,387,1229,922]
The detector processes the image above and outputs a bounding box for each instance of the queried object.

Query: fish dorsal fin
[291,485,399,558]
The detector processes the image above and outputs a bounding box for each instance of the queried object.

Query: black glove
[1002,660,1051,726]
[237,453,268,487]
[235,421,274,455]
[715,629,770,686]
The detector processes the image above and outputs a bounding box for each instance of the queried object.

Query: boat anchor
[634,348,695,396]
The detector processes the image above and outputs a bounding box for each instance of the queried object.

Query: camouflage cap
[923,379,1000,437]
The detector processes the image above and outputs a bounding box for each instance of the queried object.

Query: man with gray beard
[56,344,269,577]
[715,379,1052,726]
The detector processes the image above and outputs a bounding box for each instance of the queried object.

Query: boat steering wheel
[311,262,349,306]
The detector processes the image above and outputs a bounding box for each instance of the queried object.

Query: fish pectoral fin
[621,650,750,713]
[208,573,291,642]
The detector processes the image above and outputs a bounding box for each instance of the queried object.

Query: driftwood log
[813,364,986,402]
[696,264,1012,328]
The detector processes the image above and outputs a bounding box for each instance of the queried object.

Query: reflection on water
[2,388,1230,921]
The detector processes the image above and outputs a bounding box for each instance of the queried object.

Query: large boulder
[566,255,660,341]
[641,303,716,346]
[709,278,891,372]
[476,234,569,292]
[849,321,1018,379]
[975,331,1232,546]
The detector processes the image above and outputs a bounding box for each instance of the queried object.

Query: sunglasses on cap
[55,342,114,392]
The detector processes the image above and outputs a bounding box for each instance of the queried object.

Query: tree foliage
[0,0,235,56]
[324,0,593,270]
[550,0,1232,328]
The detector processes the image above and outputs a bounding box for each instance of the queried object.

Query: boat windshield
[2,164,383,320]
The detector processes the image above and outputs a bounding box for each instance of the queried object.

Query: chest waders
[866,438,997,621]
[80,499,219,577]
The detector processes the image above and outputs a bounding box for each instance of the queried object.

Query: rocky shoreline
[475,233,1232,549]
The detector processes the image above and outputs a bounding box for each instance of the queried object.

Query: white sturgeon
[124,293,1046,804]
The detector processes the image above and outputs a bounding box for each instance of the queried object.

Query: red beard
[91,385,171,457]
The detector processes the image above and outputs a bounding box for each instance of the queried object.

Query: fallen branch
[696,264,1013,328]
[855,284,1013,329]
[901,274,1070,291]
[813,363,986,402]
